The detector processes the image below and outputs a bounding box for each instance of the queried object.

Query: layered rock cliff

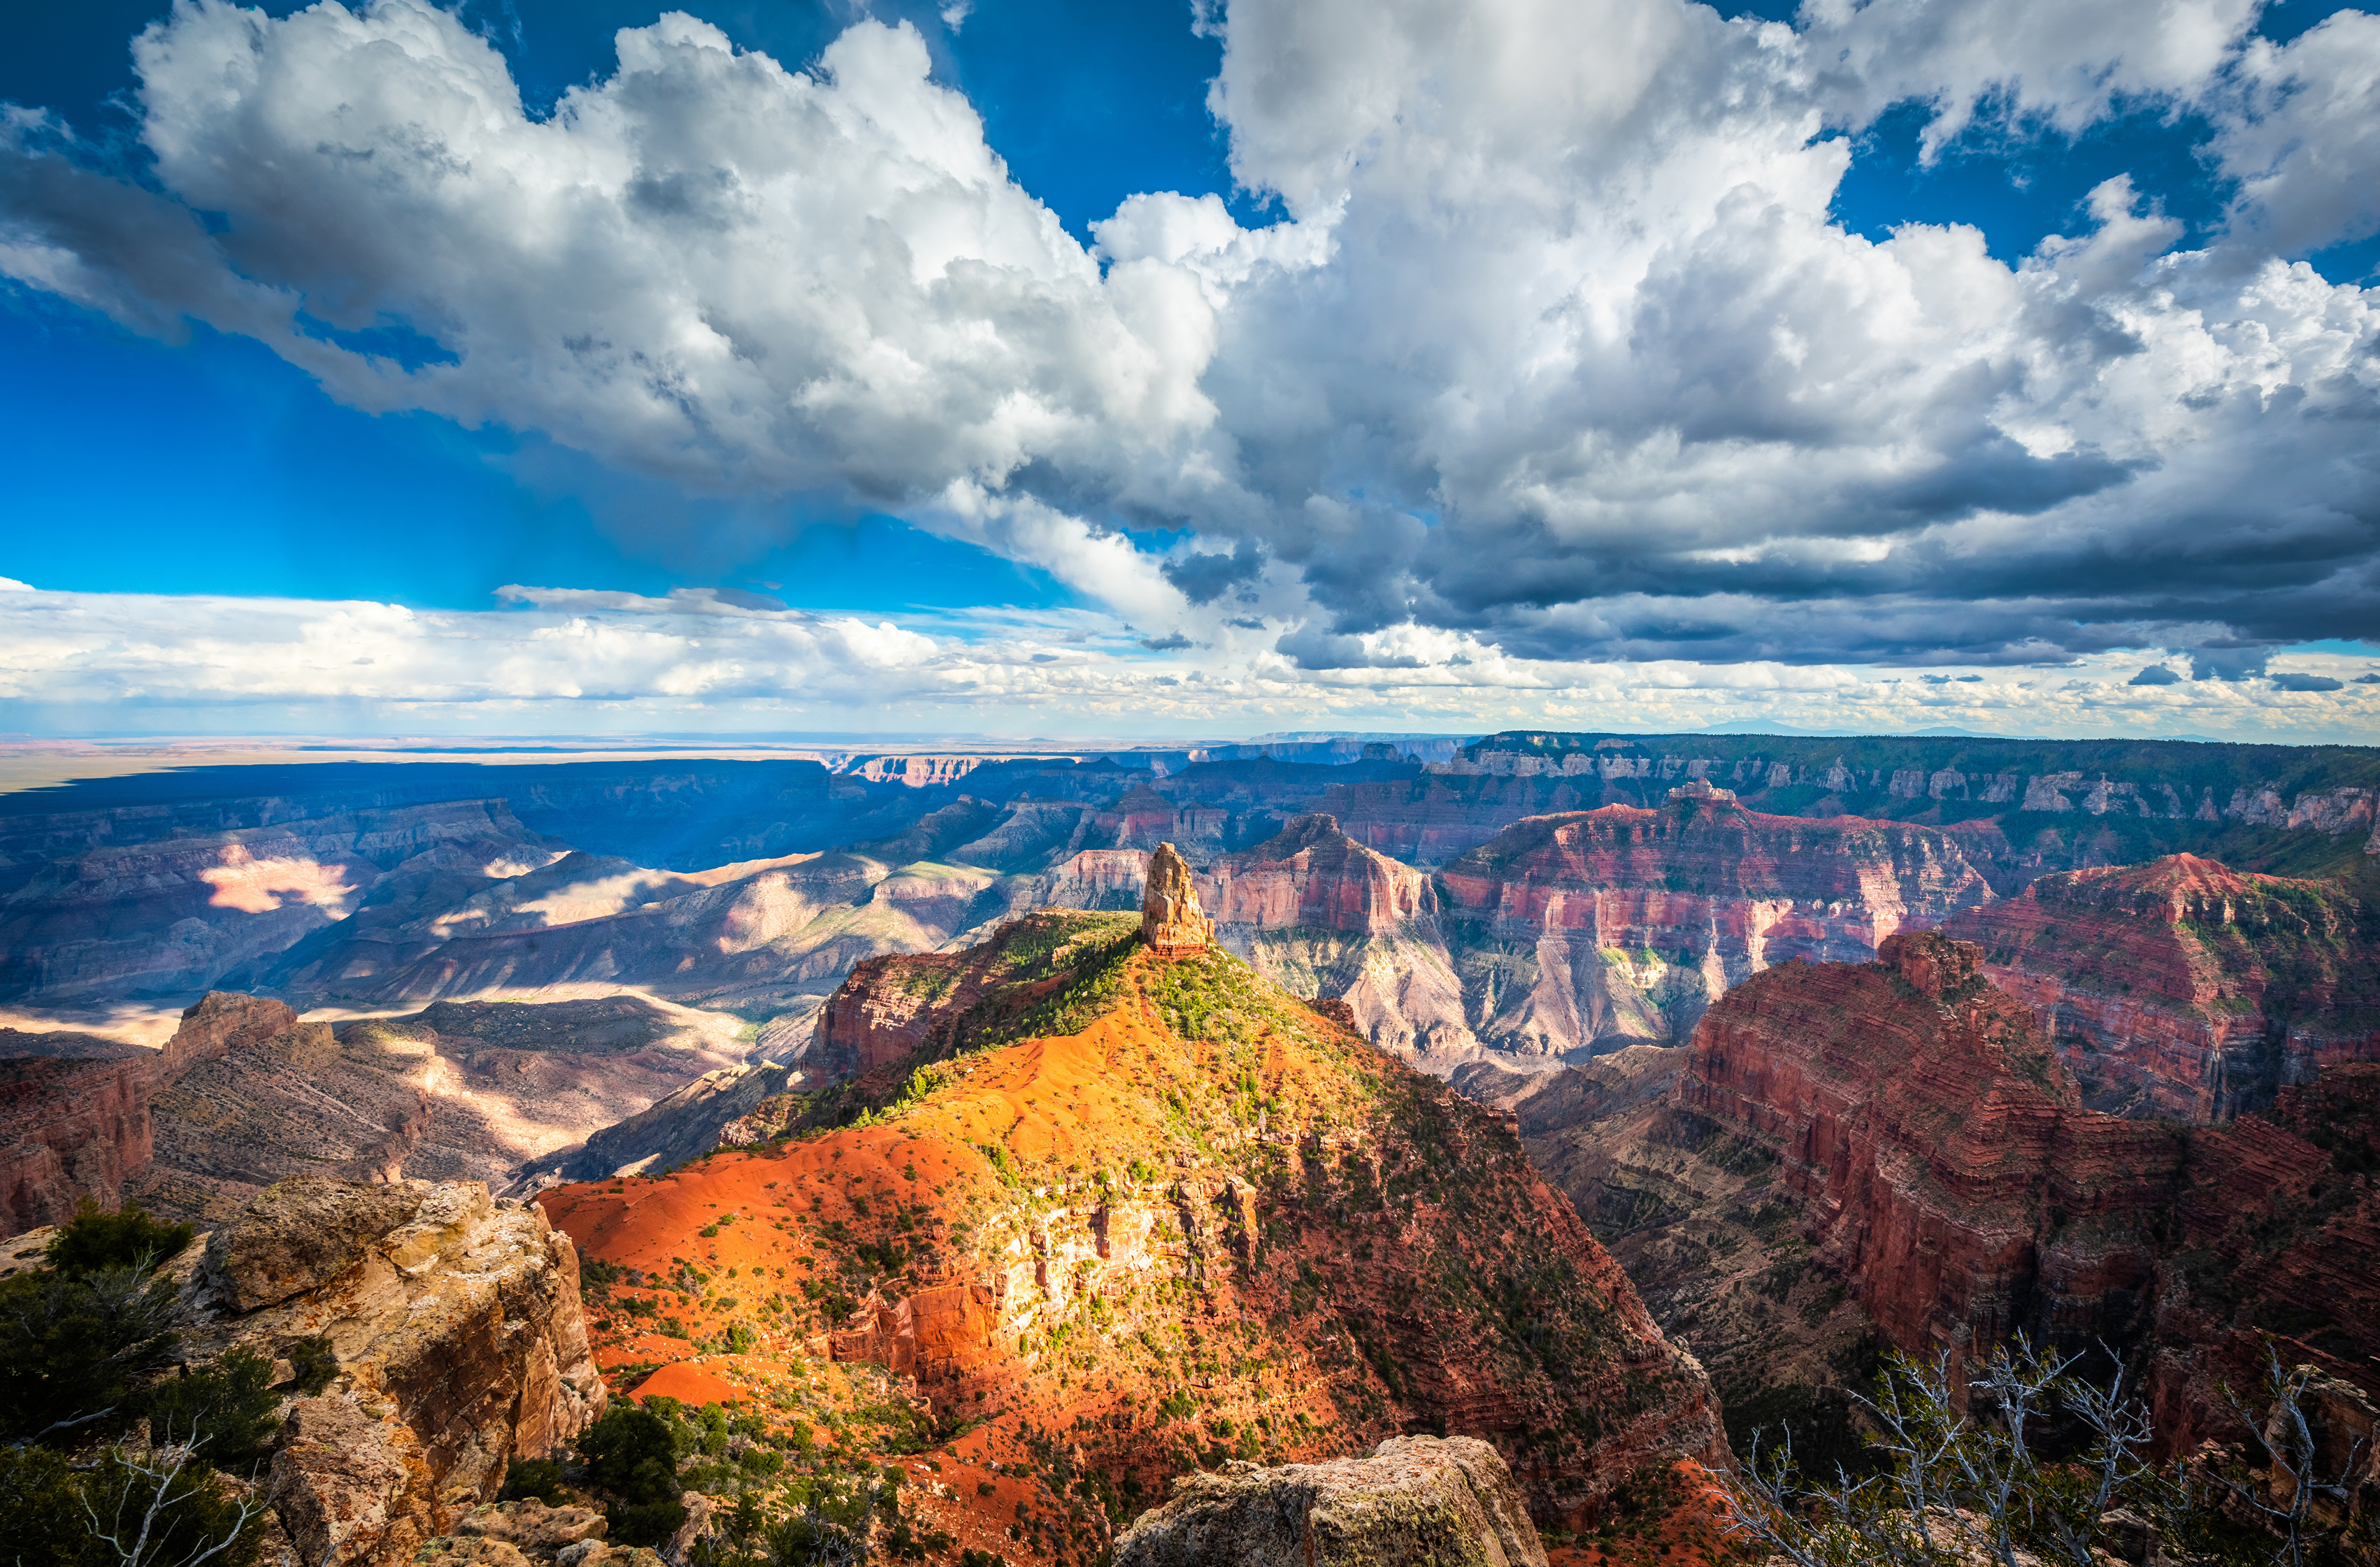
[0,799,564,1008]
[0,1052,153,1233]
[1203,815,1475,1062]
[1674,932,2380,1442]
[1943,854,2380,1121]
[541,919,1727,1556]
[1435,787,1993,1055]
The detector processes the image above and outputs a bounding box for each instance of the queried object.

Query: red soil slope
[543,937,1726,1562]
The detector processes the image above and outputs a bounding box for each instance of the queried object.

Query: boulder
[455,1500,608,1553]
[1114,1436,1549,1567]
[269,1395,438,1567]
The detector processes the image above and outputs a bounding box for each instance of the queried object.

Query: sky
[0,0,2376,742]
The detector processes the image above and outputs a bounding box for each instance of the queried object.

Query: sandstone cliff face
[1673,933,2380,1441]
[1680,932,2150,1362]
[1203,815,1476,1063]
[543,930,1726,1549]
[0,1053,153,1234]
[1943,854,2380,1122]
[1436,792,1993,1055]
[0,989,304,1237]
[162,1177,607,1567]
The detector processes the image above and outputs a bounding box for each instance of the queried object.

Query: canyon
[5,729,2379,1554]
[9,731,2376,1243]
[1943,852,2380,1121]
[1472,928,2380,1461]
[2,731,2370,1033]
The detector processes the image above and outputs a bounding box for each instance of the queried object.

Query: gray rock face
[1114,1436,1549,1567]
[201,1176,426,1310]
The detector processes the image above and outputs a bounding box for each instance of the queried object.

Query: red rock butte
[1139,842,1214,956]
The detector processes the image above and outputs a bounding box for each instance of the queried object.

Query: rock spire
[1141,842,1212,956]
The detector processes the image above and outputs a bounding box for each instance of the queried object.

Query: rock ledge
[1114,1435,1550,1567]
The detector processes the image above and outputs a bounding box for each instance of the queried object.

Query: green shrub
[45,1199,196,1276]
[500,1457,571,1506]
[578,1402,687,1545]
[0,1442,266,1567]
[612,1499,691,1549]
[0,1262,181,1444]
[141,1350,281,1466]
[285,1335,338,1396]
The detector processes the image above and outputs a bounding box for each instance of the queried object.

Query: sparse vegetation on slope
[541,920,1725,1567]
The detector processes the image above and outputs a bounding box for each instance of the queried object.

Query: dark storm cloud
[1160,541,1264,604]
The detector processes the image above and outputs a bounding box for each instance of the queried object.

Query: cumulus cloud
[0,0,2376,694]
[1,3,1311,521]
[2215,11,2380,258]
[0,581,2370,741]
[1800,0,2263,157]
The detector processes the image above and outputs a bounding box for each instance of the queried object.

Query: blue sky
[0,0,2375,740]
[1,0,1250,614]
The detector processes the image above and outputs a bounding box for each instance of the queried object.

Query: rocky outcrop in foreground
[1944,854,2380,1121]
[168,1176,607,1567]
[1115,1436,1548,1567]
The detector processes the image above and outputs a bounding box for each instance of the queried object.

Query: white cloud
[13,3,1245,502]
[0,0,2375,708]
[2214,10,2380,258]
[1799,0,2263,157]
[0,582,2371,745]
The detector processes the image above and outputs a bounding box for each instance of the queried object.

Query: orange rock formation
[1139,843,1213,956]
[541,929,1725,1563]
